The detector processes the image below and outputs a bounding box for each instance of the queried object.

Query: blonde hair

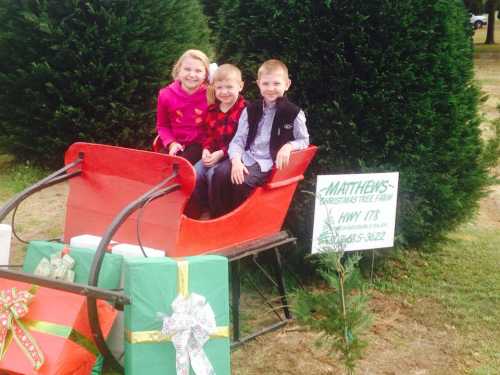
[207,64,243,104]
[171,49,210,81]
[212,64,242,83]
[257,59,289,80]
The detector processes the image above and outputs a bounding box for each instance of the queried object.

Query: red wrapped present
[0,279,117,375]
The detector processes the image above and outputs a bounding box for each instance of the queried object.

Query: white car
[470,14,488,29]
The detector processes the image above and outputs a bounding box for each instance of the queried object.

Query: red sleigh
[63,142,317,256]
[0,142,316,369]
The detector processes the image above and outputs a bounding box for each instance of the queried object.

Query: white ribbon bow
[161,293,217,375]
[33,253,75,282]
[208,63,218,84]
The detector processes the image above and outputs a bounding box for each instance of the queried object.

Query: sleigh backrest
[63,143,195,252]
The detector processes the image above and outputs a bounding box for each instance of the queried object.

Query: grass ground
[0,156,67,264]
[0,23,498,375]
[375,225,500,374]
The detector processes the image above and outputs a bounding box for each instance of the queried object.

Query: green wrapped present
[23,240,123,289]
[124,256,230,375]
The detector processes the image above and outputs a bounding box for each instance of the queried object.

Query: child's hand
[231,158,248,184]
[203,150,223,167]
[168,142,184,156]
[276,143,293,170]
[202,148,212,162]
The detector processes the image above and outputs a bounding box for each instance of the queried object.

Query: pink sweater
[156,80,208,147]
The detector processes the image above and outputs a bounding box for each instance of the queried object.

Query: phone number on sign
[338,232,386,243]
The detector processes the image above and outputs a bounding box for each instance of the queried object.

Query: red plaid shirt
[202,95,246,156]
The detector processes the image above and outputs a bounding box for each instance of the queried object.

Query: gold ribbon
[176,260,189,298]
[126,258,228,344]
[126,326,229,344]
[25,320,98,356]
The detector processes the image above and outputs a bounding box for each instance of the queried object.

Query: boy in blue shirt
[211,59,309,217]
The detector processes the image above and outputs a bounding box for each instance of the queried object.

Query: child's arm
[275,110,309,169]
[228,109,250,184]
[200,115,214,164]
[156,90,176,149]
[200,111,225,166]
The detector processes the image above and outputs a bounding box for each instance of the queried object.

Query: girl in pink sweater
[156,49,210,164]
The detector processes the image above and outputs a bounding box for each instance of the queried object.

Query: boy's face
[257,70,291,105]
[177,56,207,93]
[214,76,244,108]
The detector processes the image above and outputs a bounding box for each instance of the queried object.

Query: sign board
[312,172,399,253]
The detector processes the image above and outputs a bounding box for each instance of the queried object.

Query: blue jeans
[193,159,218,213]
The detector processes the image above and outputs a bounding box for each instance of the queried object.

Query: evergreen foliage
[199,0,225,34]
[294,250,371,374]
[293,209,371,372]
[216,0,489,249]
[0,0,211,166]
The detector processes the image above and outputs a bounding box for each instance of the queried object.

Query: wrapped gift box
[0,279,117,375]
[23,240,129,366]
[23,241,123,289]
[124,256,230,374]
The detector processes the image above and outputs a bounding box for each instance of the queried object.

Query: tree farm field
[0,53,499,375]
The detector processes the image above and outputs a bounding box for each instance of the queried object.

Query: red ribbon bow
[0,288,44,369]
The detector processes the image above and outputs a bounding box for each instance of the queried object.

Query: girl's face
[177,56,207,94]
[214,76,243,109]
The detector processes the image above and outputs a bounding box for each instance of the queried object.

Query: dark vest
[246,97,301,161]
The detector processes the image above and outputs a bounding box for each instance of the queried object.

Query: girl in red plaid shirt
[191,64,246,217]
